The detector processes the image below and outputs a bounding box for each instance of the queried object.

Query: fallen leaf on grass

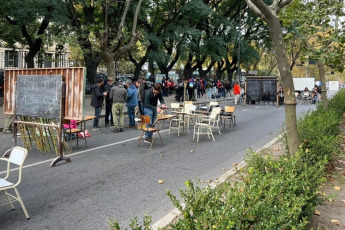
[334,186,341,191]
[157,180,164,184]
[330,219,341,226]
[314,210,321,216]
[189,149,195,153]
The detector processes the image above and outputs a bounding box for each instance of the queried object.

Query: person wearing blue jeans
[126,80,138,128]
[143,83,166,143]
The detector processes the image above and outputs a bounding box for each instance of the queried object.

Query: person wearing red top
[233,81,241,105]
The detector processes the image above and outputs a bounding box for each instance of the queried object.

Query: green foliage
[328,89,345,116]
[168,152,325,229]
[108,216,151,230]
[297,107,341,163]
[297,89,345,163]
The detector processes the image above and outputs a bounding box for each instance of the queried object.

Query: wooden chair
[0,147,30,219]
[138,115,164,150]
[63,119,87,150]
[220,106,236,129]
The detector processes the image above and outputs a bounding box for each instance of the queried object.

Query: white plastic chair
[169,104,192,136]
[0,147,30,219]
[193,107,222,142]
[170,103,181,114]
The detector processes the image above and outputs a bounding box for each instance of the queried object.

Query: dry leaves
[330,219,341,226]
[314,210,321,216]
[233,163,238,167]
[334,186,341,191]
[273,147,280,151]
[157,180,164,184]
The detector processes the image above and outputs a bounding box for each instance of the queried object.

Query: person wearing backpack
[187,78,195,101]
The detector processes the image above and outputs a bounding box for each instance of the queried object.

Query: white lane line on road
[0,129,169,175]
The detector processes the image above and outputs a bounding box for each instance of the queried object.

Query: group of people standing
[173,77,237,102]
[90,77,165,143]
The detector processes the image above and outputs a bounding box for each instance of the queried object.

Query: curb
[151,135,282,230]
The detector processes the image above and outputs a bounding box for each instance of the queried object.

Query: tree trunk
[25,51,36,68]
[105,53,115,80]
[227,69,235,83]
[133,64,143,80]
[25,44,41,68]
[267,18,299,156]
[216,71,223,79]
[183,62,193,79]
[148,60,155,82]
[85,56,102,84]
[317,60,328,109]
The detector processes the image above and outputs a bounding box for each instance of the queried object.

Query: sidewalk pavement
[0,93,235,131]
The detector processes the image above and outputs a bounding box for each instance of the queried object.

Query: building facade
[0,43,70,72]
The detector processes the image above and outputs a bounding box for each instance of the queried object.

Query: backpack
[188,81,194,89]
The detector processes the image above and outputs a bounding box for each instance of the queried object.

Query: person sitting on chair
[143,83,166,143]
[278,86,284,105]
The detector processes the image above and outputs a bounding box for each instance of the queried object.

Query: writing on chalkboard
[16,75,62,118]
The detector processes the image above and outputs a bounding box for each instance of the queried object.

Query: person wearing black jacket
[143,83,166,143]
[104,77,114,127]
[139,77,149,113]
[90,78,107,130]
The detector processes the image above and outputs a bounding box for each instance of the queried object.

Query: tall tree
[0,0,61,68]
[65,0,142,83]
[245,0,299,155]
[102,0,143,79]
[281,0,345,109]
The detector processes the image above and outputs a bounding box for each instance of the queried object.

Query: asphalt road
[0,102,315,230]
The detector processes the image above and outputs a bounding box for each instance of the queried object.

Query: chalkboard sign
[16,75,62,118]
[262,80,277,101]
[246,80,261,102]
